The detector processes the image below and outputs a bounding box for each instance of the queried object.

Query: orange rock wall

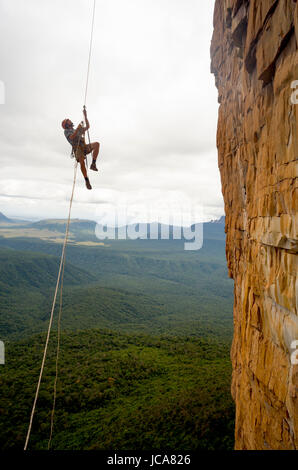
[211,0,298,450]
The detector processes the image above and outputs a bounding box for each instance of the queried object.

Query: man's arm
[69,123,84,140]
[83,107,90,131]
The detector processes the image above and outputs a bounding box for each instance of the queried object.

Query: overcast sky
[0,0,221,223]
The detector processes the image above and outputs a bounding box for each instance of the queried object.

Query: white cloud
[0,0,222,222]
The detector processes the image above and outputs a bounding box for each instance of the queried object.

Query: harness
[69,124,86,158]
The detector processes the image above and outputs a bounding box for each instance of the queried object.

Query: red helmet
[61,119,68,129]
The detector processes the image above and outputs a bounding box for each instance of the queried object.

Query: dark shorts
[74,143,92,162]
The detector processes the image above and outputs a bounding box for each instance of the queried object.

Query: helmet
[61,119,68,129]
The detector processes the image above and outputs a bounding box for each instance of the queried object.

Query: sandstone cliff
[211,0,298,450]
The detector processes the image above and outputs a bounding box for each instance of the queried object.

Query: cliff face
[211,0,298,450]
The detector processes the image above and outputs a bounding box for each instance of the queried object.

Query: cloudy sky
[0,0,221,224]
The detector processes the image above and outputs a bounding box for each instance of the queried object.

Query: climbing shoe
[90,161,98,172]
[85,177,92,190]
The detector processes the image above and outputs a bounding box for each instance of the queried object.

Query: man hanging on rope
[62,107,100,190]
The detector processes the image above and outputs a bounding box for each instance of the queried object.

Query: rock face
[211,0,298,450]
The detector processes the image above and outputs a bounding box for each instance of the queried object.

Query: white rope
[47,162,75,449]
[47,254,65,450]
[24,161,78,451]
[24,0,97,450]
[83,0,96,168]
[84,0,97,107]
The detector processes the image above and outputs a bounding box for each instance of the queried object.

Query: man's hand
[83,107,90,131]
[70,123,84,140]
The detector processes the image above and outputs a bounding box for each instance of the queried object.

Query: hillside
[0,249,97,338]
[0,329,234,450]
[0,214,235,450]
[0,248,96,291]
[0,235,233,341]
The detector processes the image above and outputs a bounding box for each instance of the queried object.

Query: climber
[62,107,100,190]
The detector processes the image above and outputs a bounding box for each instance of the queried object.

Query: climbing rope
[84,0,97,108]
[24,160,78,451]
[83,0,97,166]
[47,178,72,450]
[24,0,97,451]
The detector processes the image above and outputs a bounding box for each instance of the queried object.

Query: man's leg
[91,142,100,161]
[89,142,100,171]
[79,156,92,190]
[79,156,87,178]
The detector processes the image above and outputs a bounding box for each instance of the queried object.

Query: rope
[84,0,97,107]
[85,116,92,169]
[24,0,97,449]
[83,0,96,168]
[24,161,78,451]
[47,175,71,450]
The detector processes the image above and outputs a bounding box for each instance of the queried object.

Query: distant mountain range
[0,211,225,226]
[0,211,226,244]
[0,212,30,224]
[210,215,225,224]
[0,212,13,223]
